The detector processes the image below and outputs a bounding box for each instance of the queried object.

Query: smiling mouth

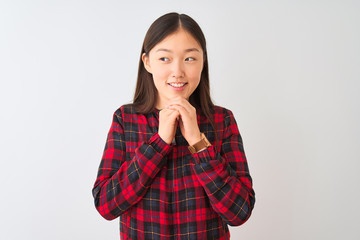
[168,82,188,88]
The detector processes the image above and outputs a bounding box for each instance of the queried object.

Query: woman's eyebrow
[155,48,200,53]
[156,48,172,53]
[185,48,200,53]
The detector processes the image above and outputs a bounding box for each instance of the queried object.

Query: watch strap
[188,133,211,154]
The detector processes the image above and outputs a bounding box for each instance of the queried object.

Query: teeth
[169,83,186,88]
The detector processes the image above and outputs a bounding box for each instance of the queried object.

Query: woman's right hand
[158,108,180,145]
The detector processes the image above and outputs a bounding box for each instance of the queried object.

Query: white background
[1,0,359,239]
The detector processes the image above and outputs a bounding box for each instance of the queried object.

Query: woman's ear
[142,53,152,74]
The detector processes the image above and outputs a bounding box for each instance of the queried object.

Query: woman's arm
[191,109,255,226]
[92,107,172,220]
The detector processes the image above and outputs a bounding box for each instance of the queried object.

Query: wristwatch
[188,133,211,154]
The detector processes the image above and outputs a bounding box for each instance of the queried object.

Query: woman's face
[142,28,204,109]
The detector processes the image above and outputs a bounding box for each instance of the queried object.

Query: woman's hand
[165,97,202,146]
[158,108,180,145]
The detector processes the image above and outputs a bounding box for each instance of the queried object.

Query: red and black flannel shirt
[92,104,255,240]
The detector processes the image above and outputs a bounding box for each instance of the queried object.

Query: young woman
[92,12,255,240]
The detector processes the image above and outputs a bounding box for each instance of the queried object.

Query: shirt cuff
[191,145,217,164]
[148,132,172,155]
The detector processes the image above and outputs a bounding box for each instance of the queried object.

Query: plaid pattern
[92,104,255,240]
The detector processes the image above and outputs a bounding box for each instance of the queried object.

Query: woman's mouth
[168,82,187,88]
[168,82,188,91]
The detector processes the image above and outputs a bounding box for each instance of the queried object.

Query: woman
[92,12,255,240]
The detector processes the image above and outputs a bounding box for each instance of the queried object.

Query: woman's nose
[171,61,185,78]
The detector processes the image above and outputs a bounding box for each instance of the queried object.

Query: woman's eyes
[185,57,195,61]
[159,57,196,62]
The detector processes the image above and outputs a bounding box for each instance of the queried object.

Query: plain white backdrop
[1,0,359,239]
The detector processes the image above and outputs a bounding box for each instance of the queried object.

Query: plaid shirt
[92,104,255,240]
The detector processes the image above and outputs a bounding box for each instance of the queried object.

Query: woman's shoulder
[212,105,235,117]
[113,103,137,115]
[113,103,157,121]
[211,105,238,129]
[111,103,138,122]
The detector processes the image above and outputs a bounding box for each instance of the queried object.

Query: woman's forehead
[151,29,203,53]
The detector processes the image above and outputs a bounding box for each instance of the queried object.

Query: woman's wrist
[187,133,211,154]
[158,132,173,145]
[187,132,202,146]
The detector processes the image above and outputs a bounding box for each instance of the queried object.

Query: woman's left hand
[165,97,202,145]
